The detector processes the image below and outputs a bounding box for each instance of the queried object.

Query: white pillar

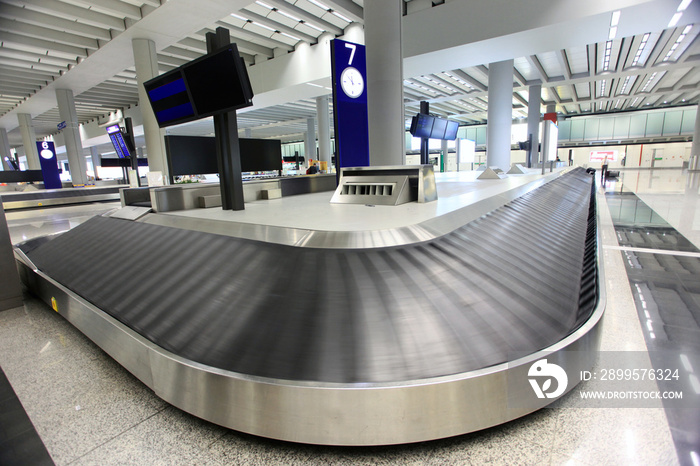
[527,84,541,167]
[305,117,316,162]
[316,96,331,167]
[17,114,40,170]
[132,38,168,182]
[0,129,12,171]
[56,89,88,186]
[365,0,405,166]
[441,139,448,172]
[692,104,700,160]
[486,60,514,171]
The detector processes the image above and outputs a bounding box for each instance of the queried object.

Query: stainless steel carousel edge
[13,209,605,446]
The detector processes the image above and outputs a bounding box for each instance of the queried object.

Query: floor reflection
[607,181,700,465]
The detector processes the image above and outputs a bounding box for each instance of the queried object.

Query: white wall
[558,142,693,170]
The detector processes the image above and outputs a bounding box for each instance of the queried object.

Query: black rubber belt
[25,168,596,384]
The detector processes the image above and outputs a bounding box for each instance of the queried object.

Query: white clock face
[340,67,364,98]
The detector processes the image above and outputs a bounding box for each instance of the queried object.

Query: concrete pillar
[17,114,40,170]
[486,59,514,171]
[56,89,88,186]
[132,38,168,182]
[692,103,700,161]
[89,146,100,177]
[244,128,252,138]
[305,118,316,162]
[316,96,331,167]
[0,129,12,171]
[441,139,448,172]
[365,0,405,166]
[527,84,541,167]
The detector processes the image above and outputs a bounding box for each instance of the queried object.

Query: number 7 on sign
[345,43,356,65]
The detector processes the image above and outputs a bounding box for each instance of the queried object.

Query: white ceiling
[0,0,698,150]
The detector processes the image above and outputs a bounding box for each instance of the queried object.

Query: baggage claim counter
[14,166,604,446]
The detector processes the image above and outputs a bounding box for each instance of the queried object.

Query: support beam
[316,95,331,168]
[692,103,700,159]
[0,129,12,171]
[365,0,405,166]
[17,113,40,170]
[527,84,541,168]
[56,88,88,186]
[16,0,127,30]
[486,59,514,171]
[0,4,112,40]
[132,38,168,182]
[241,11,317,44]
[0,31,88,59]
[305,117,316,163]
[265,0,344,35]
[326,0,364,22]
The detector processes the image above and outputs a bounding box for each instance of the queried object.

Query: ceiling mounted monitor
[410,113,434,139]
[444,120,459,140]
[144,44,254,128]
[410,113,459,140]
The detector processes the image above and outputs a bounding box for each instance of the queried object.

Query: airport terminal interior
[1,0,700,465]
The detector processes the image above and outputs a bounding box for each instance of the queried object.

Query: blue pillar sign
[36,141,62,189]
[331,39,370,173]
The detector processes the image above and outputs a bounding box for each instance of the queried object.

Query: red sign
[589,150,617,162]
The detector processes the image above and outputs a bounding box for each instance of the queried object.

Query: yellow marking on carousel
[51,296,58,312]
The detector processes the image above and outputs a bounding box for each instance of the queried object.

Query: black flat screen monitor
[410,113,434,139]
[165,136,282,177]
[431,118,448,140]
[144,44,254,128]
[444,120,459,140]
[239,139,282,172]
[410,114,458,140]
[106,124,132,159]
[4,156,20,171]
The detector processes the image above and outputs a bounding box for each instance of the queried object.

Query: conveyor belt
[21,169,597,384]
[1,186,122,210]
[2,186,122,201]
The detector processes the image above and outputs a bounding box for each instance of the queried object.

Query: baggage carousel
[14,167,604,445]
[1,185,122,210]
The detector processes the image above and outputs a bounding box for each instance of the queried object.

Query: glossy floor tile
[607,169,700,250]
[606,173,700,466]
[0,366,53,466]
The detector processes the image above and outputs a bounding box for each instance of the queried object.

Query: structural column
[691,103,700,167]
[486,59,514,171]
[56,89,88,186]
[365,0,405,166]
[305,117,316,163]
[17,114,40,170]
[526,84,541,168]
[0,129,12,171]
[132,38,168,182]
[316,96,331,168]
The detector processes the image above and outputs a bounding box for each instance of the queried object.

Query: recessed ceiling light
[611,10,621,26]
[677,0,693,12]
[668,12,683,27]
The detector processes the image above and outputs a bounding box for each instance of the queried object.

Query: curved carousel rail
[16,168,603,445]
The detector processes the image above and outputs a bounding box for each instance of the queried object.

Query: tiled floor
[604,170,700,466]
[1,168,695,464]
[0,367,53,465]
